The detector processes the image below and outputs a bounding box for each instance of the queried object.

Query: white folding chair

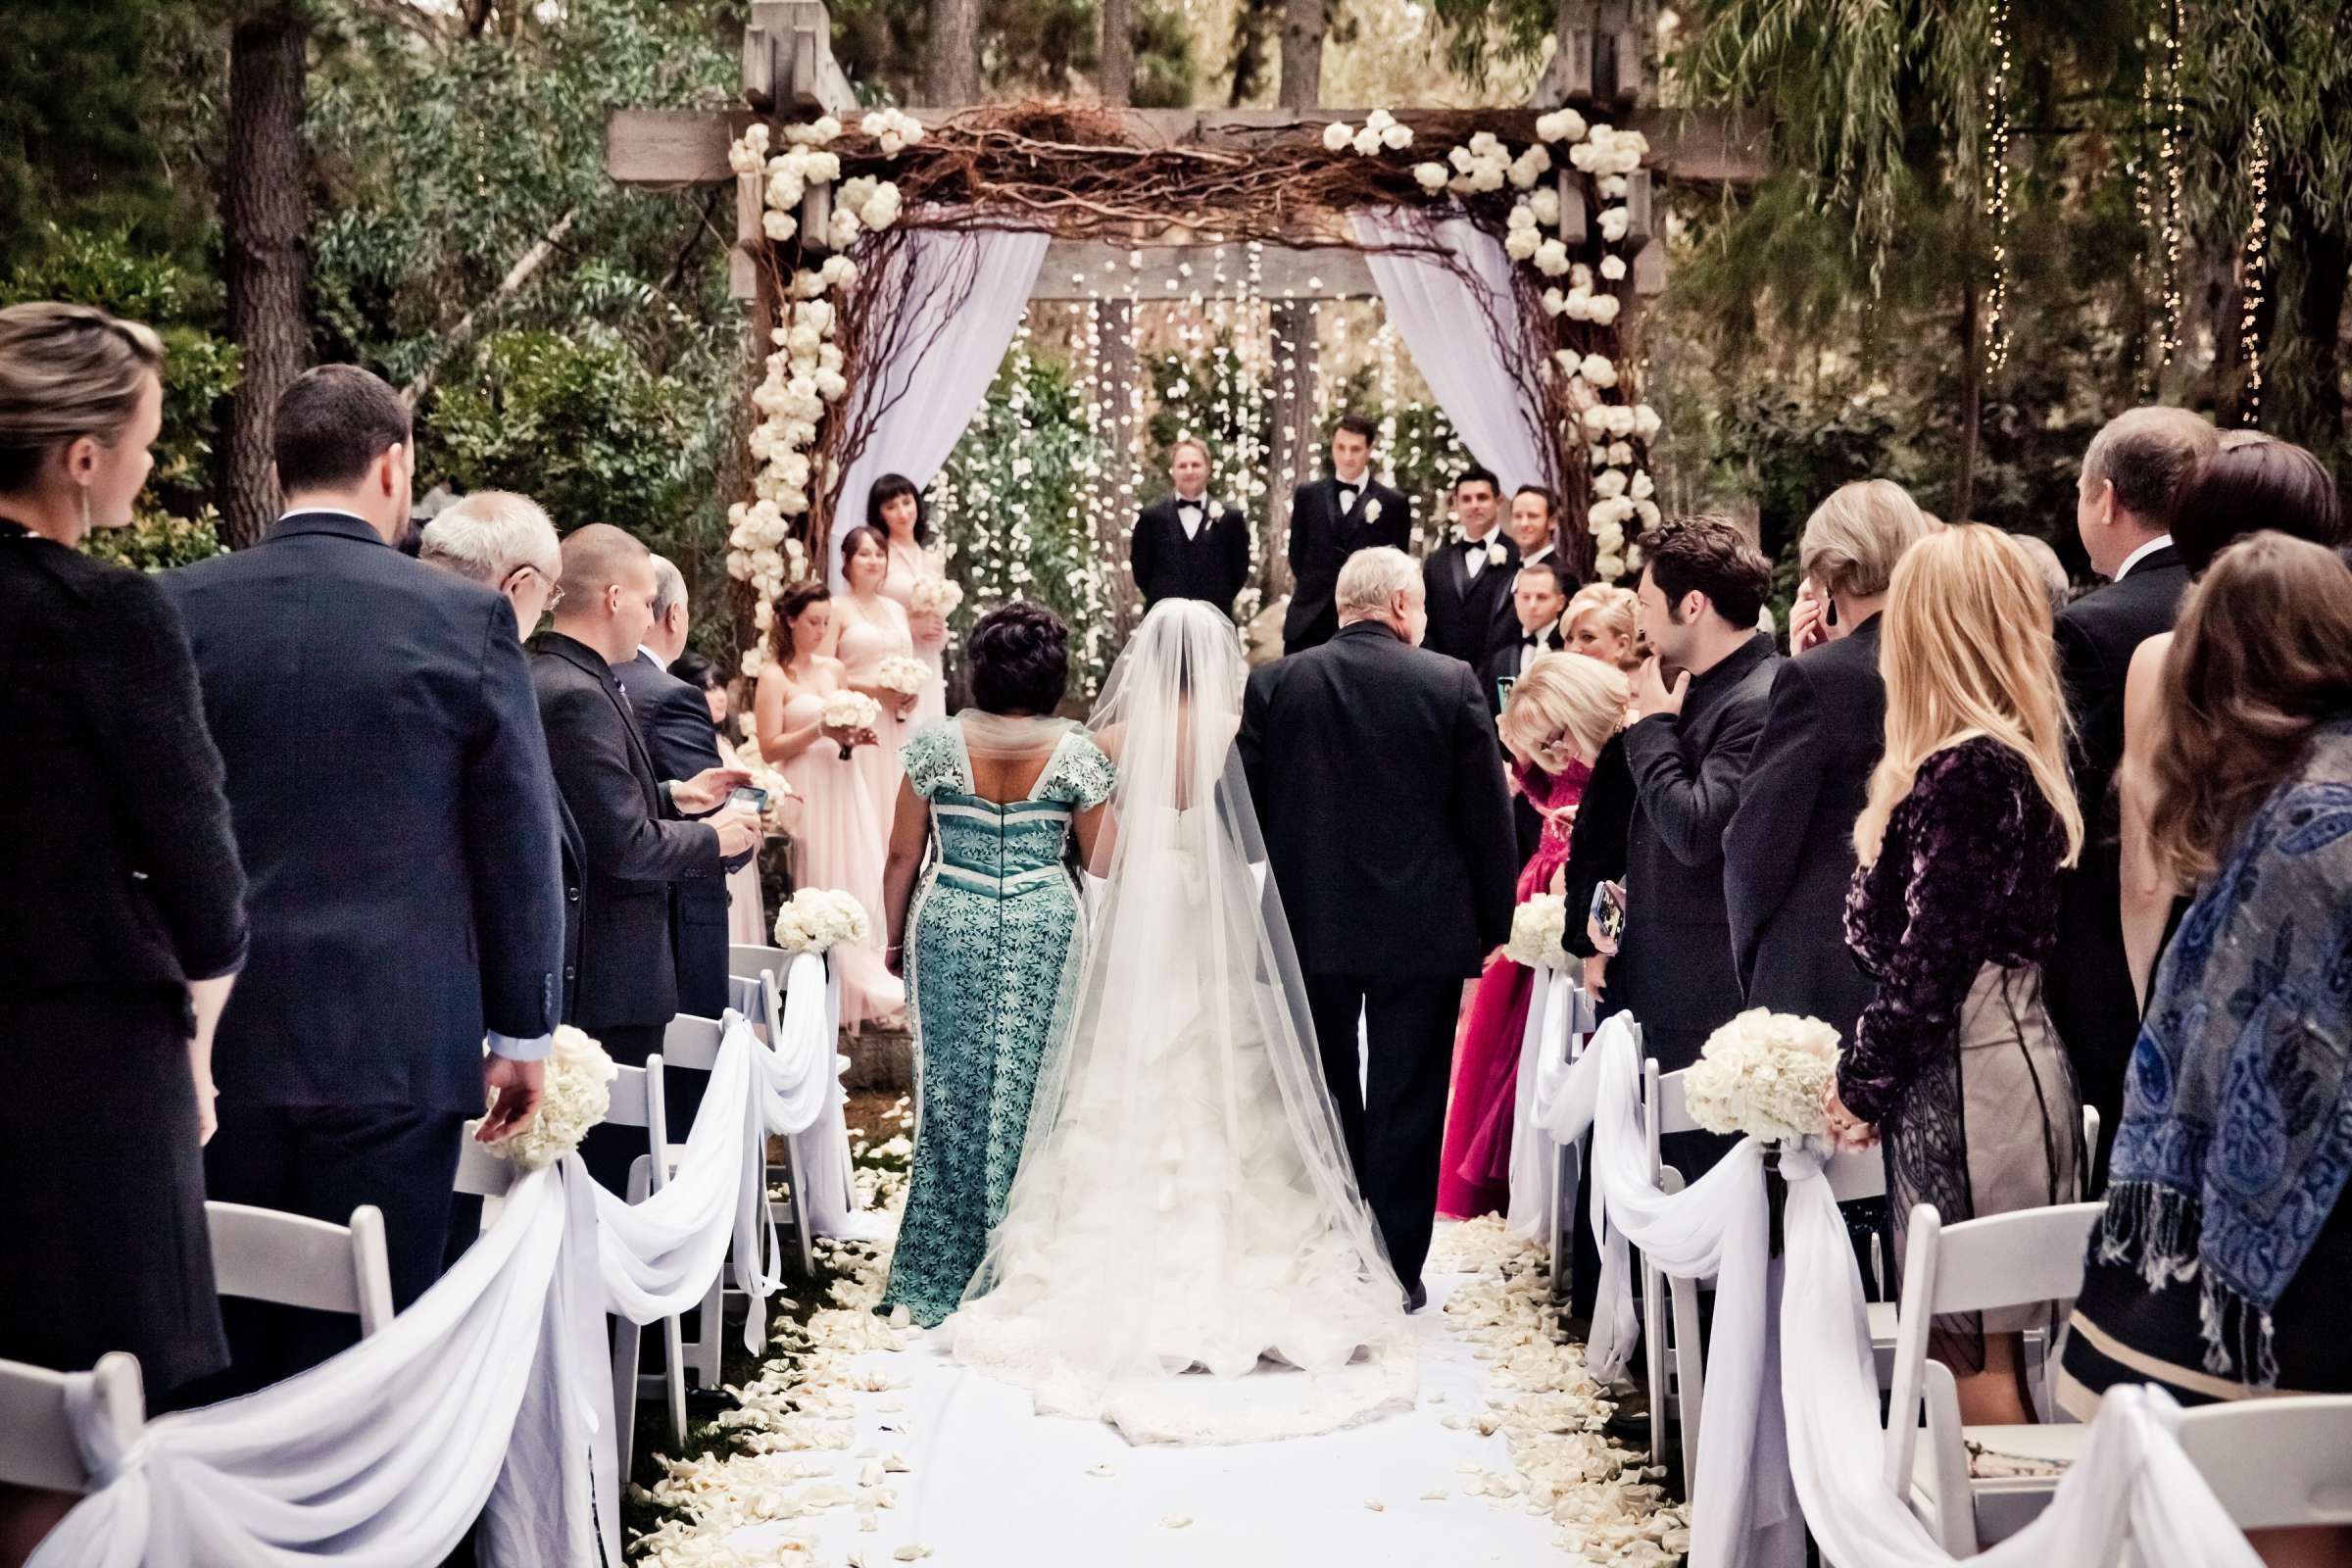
[2172,1395,2352,1535]
[655,1011,764,1395]
[1639,1058,1709,1483]
[1883,1200,2103,1553]
[455,1058,672,1480]
[206,1201,396,1339]
[730,945,816,1279]
[0,1349,143,1494]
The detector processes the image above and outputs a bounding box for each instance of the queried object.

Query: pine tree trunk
[1277,0,1322,113]
[1953,281,1981,524]
[222,8,311,550]
[2290,209,2348,453]
[924,0,981,105]
[1100,0,1134,104]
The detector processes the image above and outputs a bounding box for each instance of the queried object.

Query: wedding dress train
[948,602,1415,1445]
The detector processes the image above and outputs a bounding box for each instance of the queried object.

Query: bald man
[531,524,756,1185]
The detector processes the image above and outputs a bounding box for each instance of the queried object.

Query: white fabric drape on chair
[828,224,1052,589]
[1349,208,1558,499]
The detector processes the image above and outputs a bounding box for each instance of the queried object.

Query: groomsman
[1281,413,1411,654]
[1420,466,1519,666]
[2045,406,2213,1188]
[615,554,733,1022]
[1131,437,1251,616]
[1483,559,1570,862]
[1505,484,1563,573]
[166,368,564,1393]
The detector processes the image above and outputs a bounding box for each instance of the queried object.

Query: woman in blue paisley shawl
[2059,534,2352,1568]
[875,604,1113,1326]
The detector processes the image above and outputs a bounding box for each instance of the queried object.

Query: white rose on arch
[1598,206,1632,243]
[1381,122,1413,150]
[1532,238,1572,276]
[1322,121,1354,152]
[1635,498,1662,528]
[1631,470,1655,500]
[1592,467,1629,500]
[1506,203,1538,231]
[1530,187,1562,227]
[1352,125,1383,157]
[1600,254,1629,282]
[1535,108,1588,144]
[1541,286,1568,318]
[1603,404,1638,437]
[1593,551,1626,580]
[1632,403,1664,440]
[1606,440,1635,466]
[1413,163,1448,191]
[1577,352,1618,388]
[1504,227,1542,262]
[1588,294,1623,325]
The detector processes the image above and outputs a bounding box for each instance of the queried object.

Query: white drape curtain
[1350,207,1557,500]
[828,225,1052,589]
[34,979,872,1568]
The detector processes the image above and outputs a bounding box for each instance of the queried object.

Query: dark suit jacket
[1613,632,1779,1068]
[1132,495,1250,615]
[1480,620,1567,715]
[1422,534,1521,666]
[532,631,720,1032]
[556,792,586,1025]
[2046,544,2188,1154]
[1722,615,1886,1047]
[1281,474,1411,653]
[1557,733,1637,959]
[1239,621,1516,978]
[616,649,731,1019]
[165,511,564,1112]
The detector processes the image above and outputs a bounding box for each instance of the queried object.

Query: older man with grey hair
[2052,405,2216,1190]
[418,490,563,637]
[1238,545,1515,1308]
[612,552,737,1020]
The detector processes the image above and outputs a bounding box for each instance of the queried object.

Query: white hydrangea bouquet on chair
[1682,1007,1842,1253]
[480,1026,616,1171]
[1503,893,1571,970]
[819,690,882,760]
[773,887,872,956]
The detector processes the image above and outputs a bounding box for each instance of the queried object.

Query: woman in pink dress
[1436,650,1635,1219]
[869,473,952,724]
[833,525,922,828]
[755,581,906,1029]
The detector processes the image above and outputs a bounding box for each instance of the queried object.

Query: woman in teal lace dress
[878,605,1114,1324]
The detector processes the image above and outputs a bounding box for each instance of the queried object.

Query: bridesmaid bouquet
[479,1027,615,1171]
[820,690,883,759]
[907,576,963,617]
[774,887,873,956]
[1504,893,1571,970]
[874,655,930,708]
[1683,1008,1842,1146]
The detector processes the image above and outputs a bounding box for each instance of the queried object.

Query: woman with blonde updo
[1829,523,2084,1427]
[0,304,251,1554]
[1560,582,1641,671]
[1436,651,1636,1219]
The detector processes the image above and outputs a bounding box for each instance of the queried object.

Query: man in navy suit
[615,554,733,1021]
[1281,414,1412,654]
[167,367,565,1392]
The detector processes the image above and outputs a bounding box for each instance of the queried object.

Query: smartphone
[728,785,770,814]
[1590,880,1627,950]
[1494,674,1517,710]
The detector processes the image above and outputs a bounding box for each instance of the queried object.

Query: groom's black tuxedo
[1240,620,1516,1294]
[1421,532,1521,667]
[1131,493,1250,615]
[1281,472,1411,653]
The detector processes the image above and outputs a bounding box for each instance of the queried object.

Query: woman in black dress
[0,303,249,1533]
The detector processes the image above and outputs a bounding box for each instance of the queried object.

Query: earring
[79,489,91,534]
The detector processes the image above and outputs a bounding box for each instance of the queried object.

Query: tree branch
[402,207,580,410]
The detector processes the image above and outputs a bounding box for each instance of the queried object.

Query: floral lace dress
[879,719,1116,1326]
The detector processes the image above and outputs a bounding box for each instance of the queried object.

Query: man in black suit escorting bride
[1280,413,1411,654]
[1130,436,1251,617]
[1242,547,1517,1309]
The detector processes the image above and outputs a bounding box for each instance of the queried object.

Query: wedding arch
[605,3,1766,676]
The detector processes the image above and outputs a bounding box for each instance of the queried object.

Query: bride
[947,599,1415,1445]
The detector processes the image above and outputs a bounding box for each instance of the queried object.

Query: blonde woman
[1560,581,1640,671]
[1829,523,2084,1427]
[1436,651,1635,1218]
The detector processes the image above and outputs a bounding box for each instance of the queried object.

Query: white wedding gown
[947,604,1416,1445]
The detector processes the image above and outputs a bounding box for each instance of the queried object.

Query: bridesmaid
[870,473,951,723]
[833,524,922,827]
[755,582,906,1029]
[1435,652,1633,1218]
[876,604,1113,1325]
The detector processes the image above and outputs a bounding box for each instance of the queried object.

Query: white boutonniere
[1487,541,1508,566]
[1364,498,1384,523]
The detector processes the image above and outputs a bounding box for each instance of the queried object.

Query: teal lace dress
[879,719,1115,1326]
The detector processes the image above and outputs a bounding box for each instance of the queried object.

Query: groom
[1240,548,1517,1308]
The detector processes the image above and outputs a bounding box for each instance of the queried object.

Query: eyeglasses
[507,564,564,612]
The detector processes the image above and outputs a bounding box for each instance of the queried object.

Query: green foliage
[85,509,227,574]
[829,0,1198,105]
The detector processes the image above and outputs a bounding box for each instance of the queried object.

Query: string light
[2238,118,2269,426]
[2158,0,2185,369]
[1981,0,2013,377]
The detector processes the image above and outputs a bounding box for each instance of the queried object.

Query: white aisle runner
[650,1219,1686,1568]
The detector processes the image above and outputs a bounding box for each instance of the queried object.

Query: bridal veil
[949,599,1414,1444]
